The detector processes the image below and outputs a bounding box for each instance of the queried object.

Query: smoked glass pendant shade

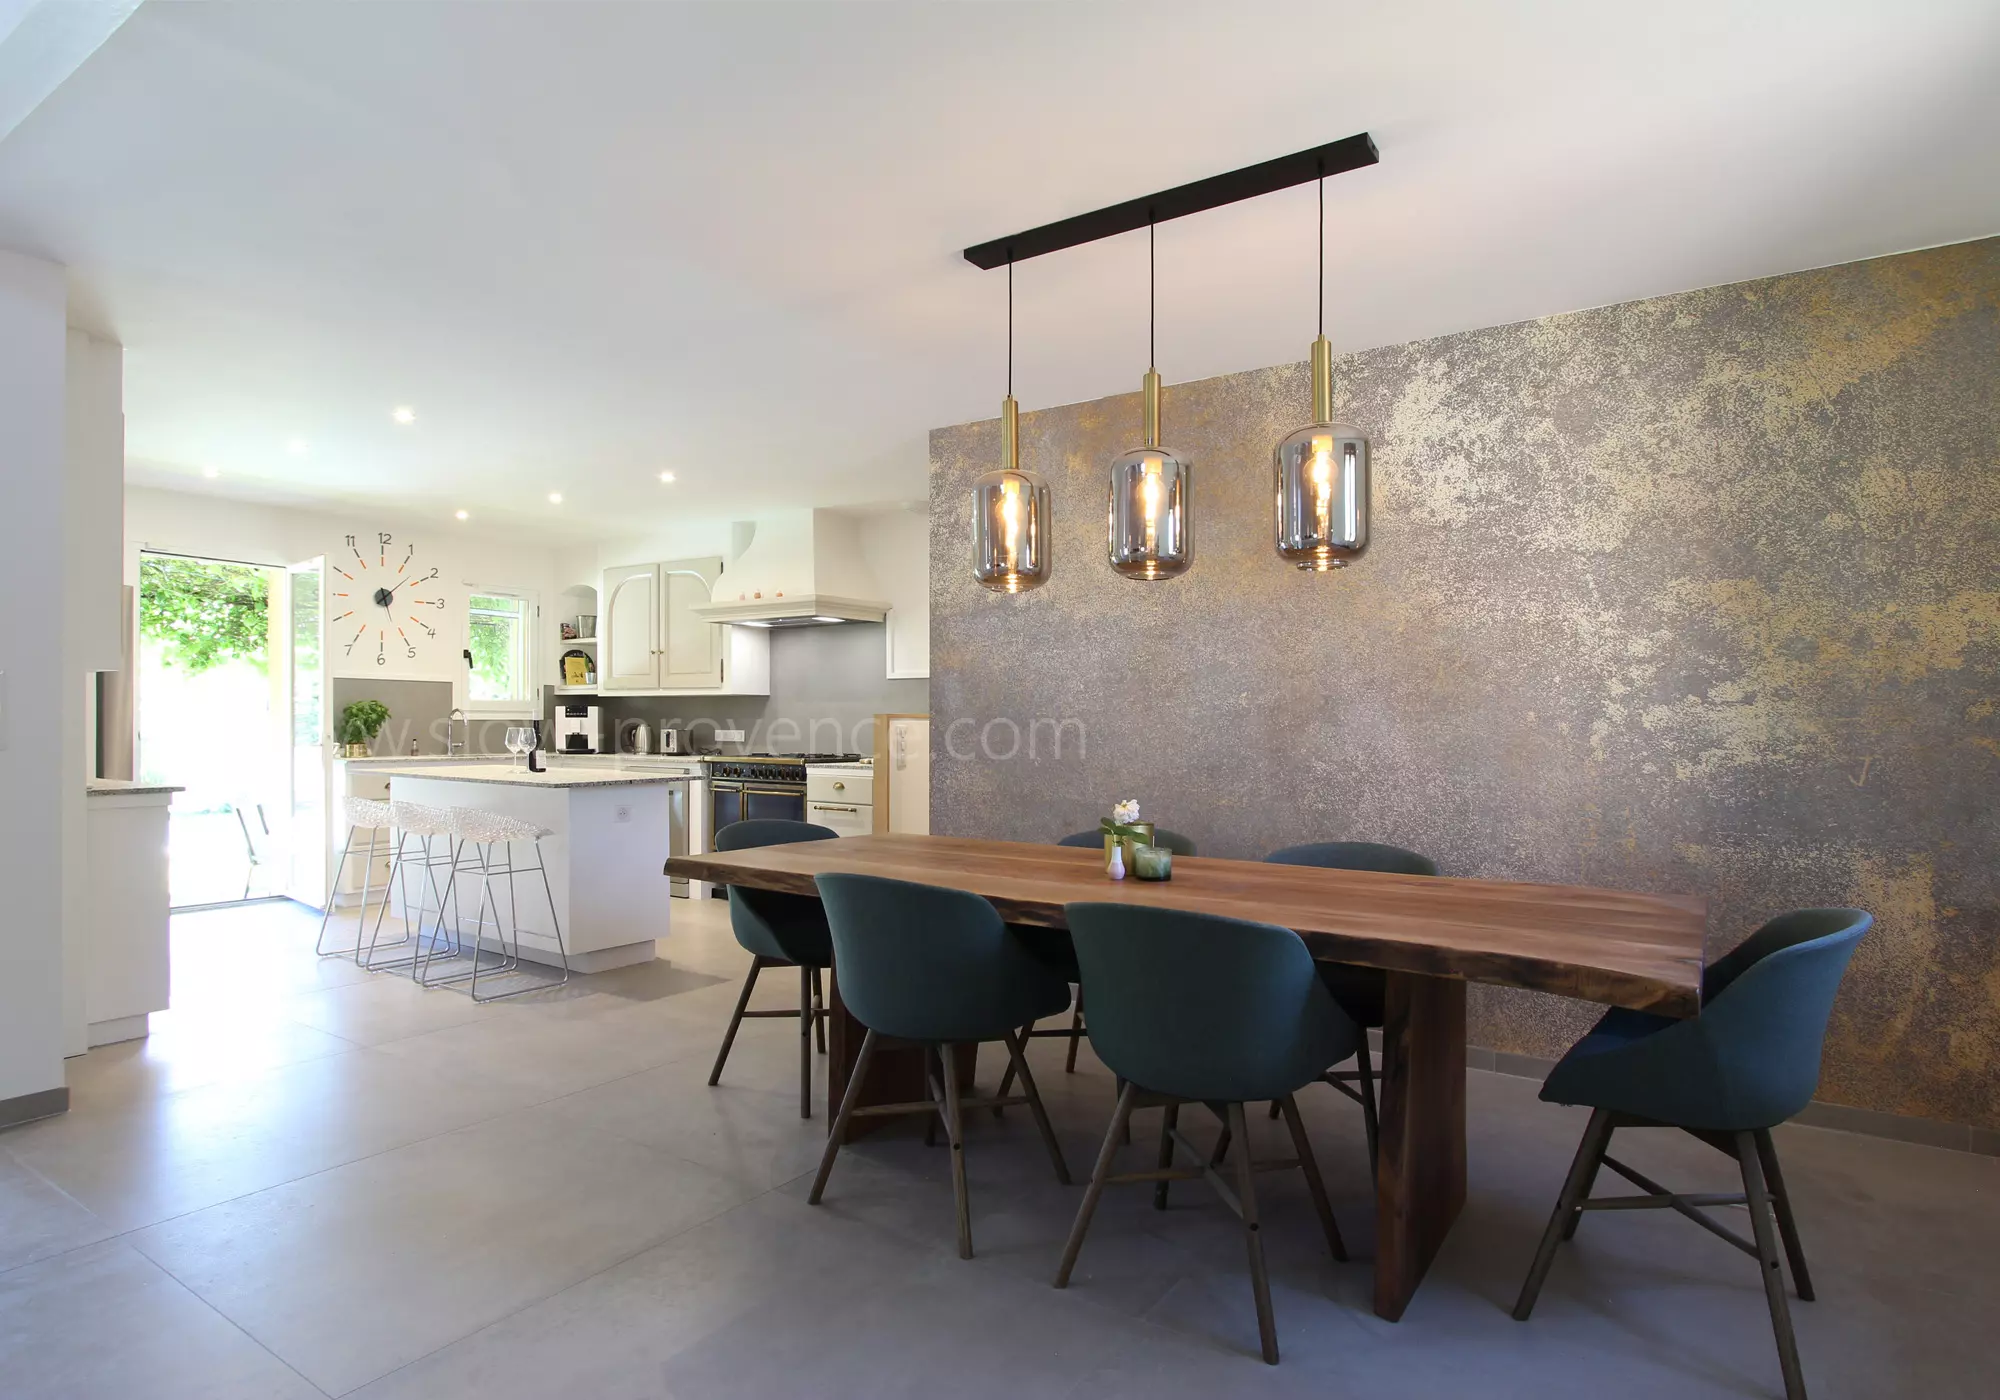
[1107,370,1191,580]
[971,396,1051,592]
[1274,335,1367,570]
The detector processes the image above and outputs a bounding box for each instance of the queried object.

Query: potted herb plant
[335,699,391,757]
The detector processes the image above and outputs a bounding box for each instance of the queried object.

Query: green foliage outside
[336,699,391,745]
[139,556,270,675]
[468,595,522,699]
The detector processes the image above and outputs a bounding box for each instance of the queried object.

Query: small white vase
[1106,845,1126,880]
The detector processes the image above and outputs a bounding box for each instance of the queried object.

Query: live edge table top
[665,834,1707,1017]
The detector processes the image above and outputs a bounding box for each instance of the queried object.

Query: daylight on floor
[3,3,1996,1397]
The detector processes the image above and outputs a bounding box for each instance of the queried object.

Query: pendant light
[971,260,1052,593]
[1274,174,1368,569]
[1107,222,1191,580]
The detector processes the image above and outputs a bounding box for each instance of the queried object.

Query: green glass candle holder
[1131,843,1173,881]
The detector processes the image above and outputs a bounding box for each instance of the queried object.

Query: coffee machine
[554,703,602,754]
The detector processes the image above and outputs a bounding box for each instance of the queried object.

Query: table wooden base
[1374,971,1467,1320]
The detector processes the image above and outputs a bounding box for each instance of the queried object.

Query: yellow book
[562,655,590,686]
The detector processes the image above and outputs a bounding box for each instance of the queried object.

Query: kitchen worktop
[371,762,693,789]
[335,754,510,765]
[86,779,184,796]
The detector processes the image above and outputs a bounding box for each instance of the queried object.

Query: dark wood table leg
[1373,971,1467,1320]
[824,971,975,1142]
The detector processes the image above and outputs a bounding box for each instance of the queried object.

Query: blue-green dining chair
[1260,841,1438,1174]
[808,873,1074,1260]
[706,819,839,1118]
[1031,828,1199,1077]
[1056,903,1360,1365]
[1513,907,1872,1400]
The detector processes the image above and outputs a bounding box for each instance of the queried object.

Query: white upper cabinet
[599,562,661,691]
[597,556,767,695]
[661,561,722,688]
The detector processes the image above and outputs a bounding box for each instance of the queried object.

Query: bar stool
[315,796,393,960]
[361,801,464,975]
[422,806,568,1001]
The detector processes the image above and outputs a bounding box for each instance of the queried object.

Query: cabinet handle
[832,781,845,791]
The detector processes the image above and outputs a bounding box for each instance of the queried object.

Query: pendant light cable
[1317,173,1325,340]
[1006,257,1014,399]
[1148,219,1156,369]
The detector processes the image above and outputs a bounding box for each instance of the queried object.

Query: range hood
[690,510,890,628]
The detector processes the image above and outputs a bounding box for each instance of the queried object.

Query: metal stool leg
[315,823,360,957]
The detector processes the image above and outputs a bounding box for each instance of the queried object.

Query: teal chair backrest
[815,873,1071,1044]
[1263,841,1436,876]
[1547,908,1871,1131]
[1064,902,1359,1104]
[716,819,837,966]
[1058,829,1198,856]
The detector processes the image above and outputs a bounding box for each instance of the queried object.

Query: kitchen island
[373,761,696,972]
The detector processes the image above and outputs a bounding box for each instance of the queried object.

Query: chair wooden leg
[1278,1093,1346,1262]
[1003,1029,1070,1184]
[707,955,765,1087]
[1055,1080,1139,1287]
[1153,1101,1181,1210]
[811,966,827,1054]
[1355,1040,1380,1182]
[1755,1128,1815,1302]
[1064,986,1085,1073]
[1513,1107,1614,1320]
[808,1028,876,1204]
[923,1046,939,1148]
[798,963,814,1120]
[994,1019,1030,1119]
[939,1042,974,1259]
[1227,1101,1280,1365]
[1738,1131,1809,1400]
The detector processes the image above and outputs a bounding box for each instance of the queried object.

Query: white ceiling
[2,0,1996,541]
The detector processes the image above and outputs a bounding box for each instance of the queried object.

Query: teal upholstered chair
[1513,908,1873,1400]
[808,873,1074,1260]
[706,819,838,1118]
[1030,828,1199,1077]
[1056,903,1359,1365]
[1261,840,1438,1173]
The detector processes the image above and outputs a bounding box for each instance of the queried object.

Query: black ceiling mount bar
[962,132,1379,270]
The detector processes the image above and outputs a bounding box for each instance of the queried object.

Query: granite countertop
[87,779,184,796]
[372,763,694,789]
[336,754,511,765]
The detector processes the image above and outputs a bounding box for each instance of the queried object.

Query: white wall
[61,329,124,1057]
[126,487,563,713]
[0,249,72,1105]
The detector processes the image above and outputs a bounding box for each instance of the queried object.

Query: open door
[287,556,330,906]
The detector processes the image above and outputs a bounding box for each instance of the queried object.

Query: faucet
[447,708,466,756]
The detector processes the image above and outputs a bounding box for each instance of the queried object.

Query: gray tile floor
[2,898,1993,1398]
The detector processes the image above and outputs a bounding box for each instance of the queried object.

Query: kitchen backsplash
[330,677,518,756]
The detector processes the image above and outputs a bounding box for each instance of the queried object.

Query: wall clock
[329,530,447,668]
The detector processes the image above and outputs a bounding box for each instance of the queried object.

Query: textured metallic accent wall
[929,237,2000,1131]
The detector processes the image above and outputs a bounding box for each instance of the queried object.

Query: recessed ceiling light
[548,492,563,504]
[286,438,308,455]
[392,406,416,425]
[454,509,469,521]
[658,471,676,483]
[201,464,220,479]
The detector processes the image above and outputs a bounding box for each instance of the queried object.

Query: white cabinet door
[660,557,724,689]
[600,564,660,691]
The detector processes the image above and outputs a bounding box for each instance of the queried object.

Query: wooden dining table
[664,833,1707,1322]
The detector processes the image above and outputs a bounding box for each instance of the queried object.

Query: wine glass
[504,726,525,770]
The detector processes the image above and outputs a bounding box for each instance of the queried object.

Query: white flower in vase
[1111,799,1141,826]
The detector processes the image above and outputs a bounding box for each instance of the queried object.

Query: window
[467,591,534,709]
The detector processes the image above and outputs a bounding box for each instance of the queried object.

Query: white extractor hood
[690,510,891,627]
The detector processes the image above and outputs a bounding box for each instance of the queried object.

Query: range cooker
[705,753,861,837]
